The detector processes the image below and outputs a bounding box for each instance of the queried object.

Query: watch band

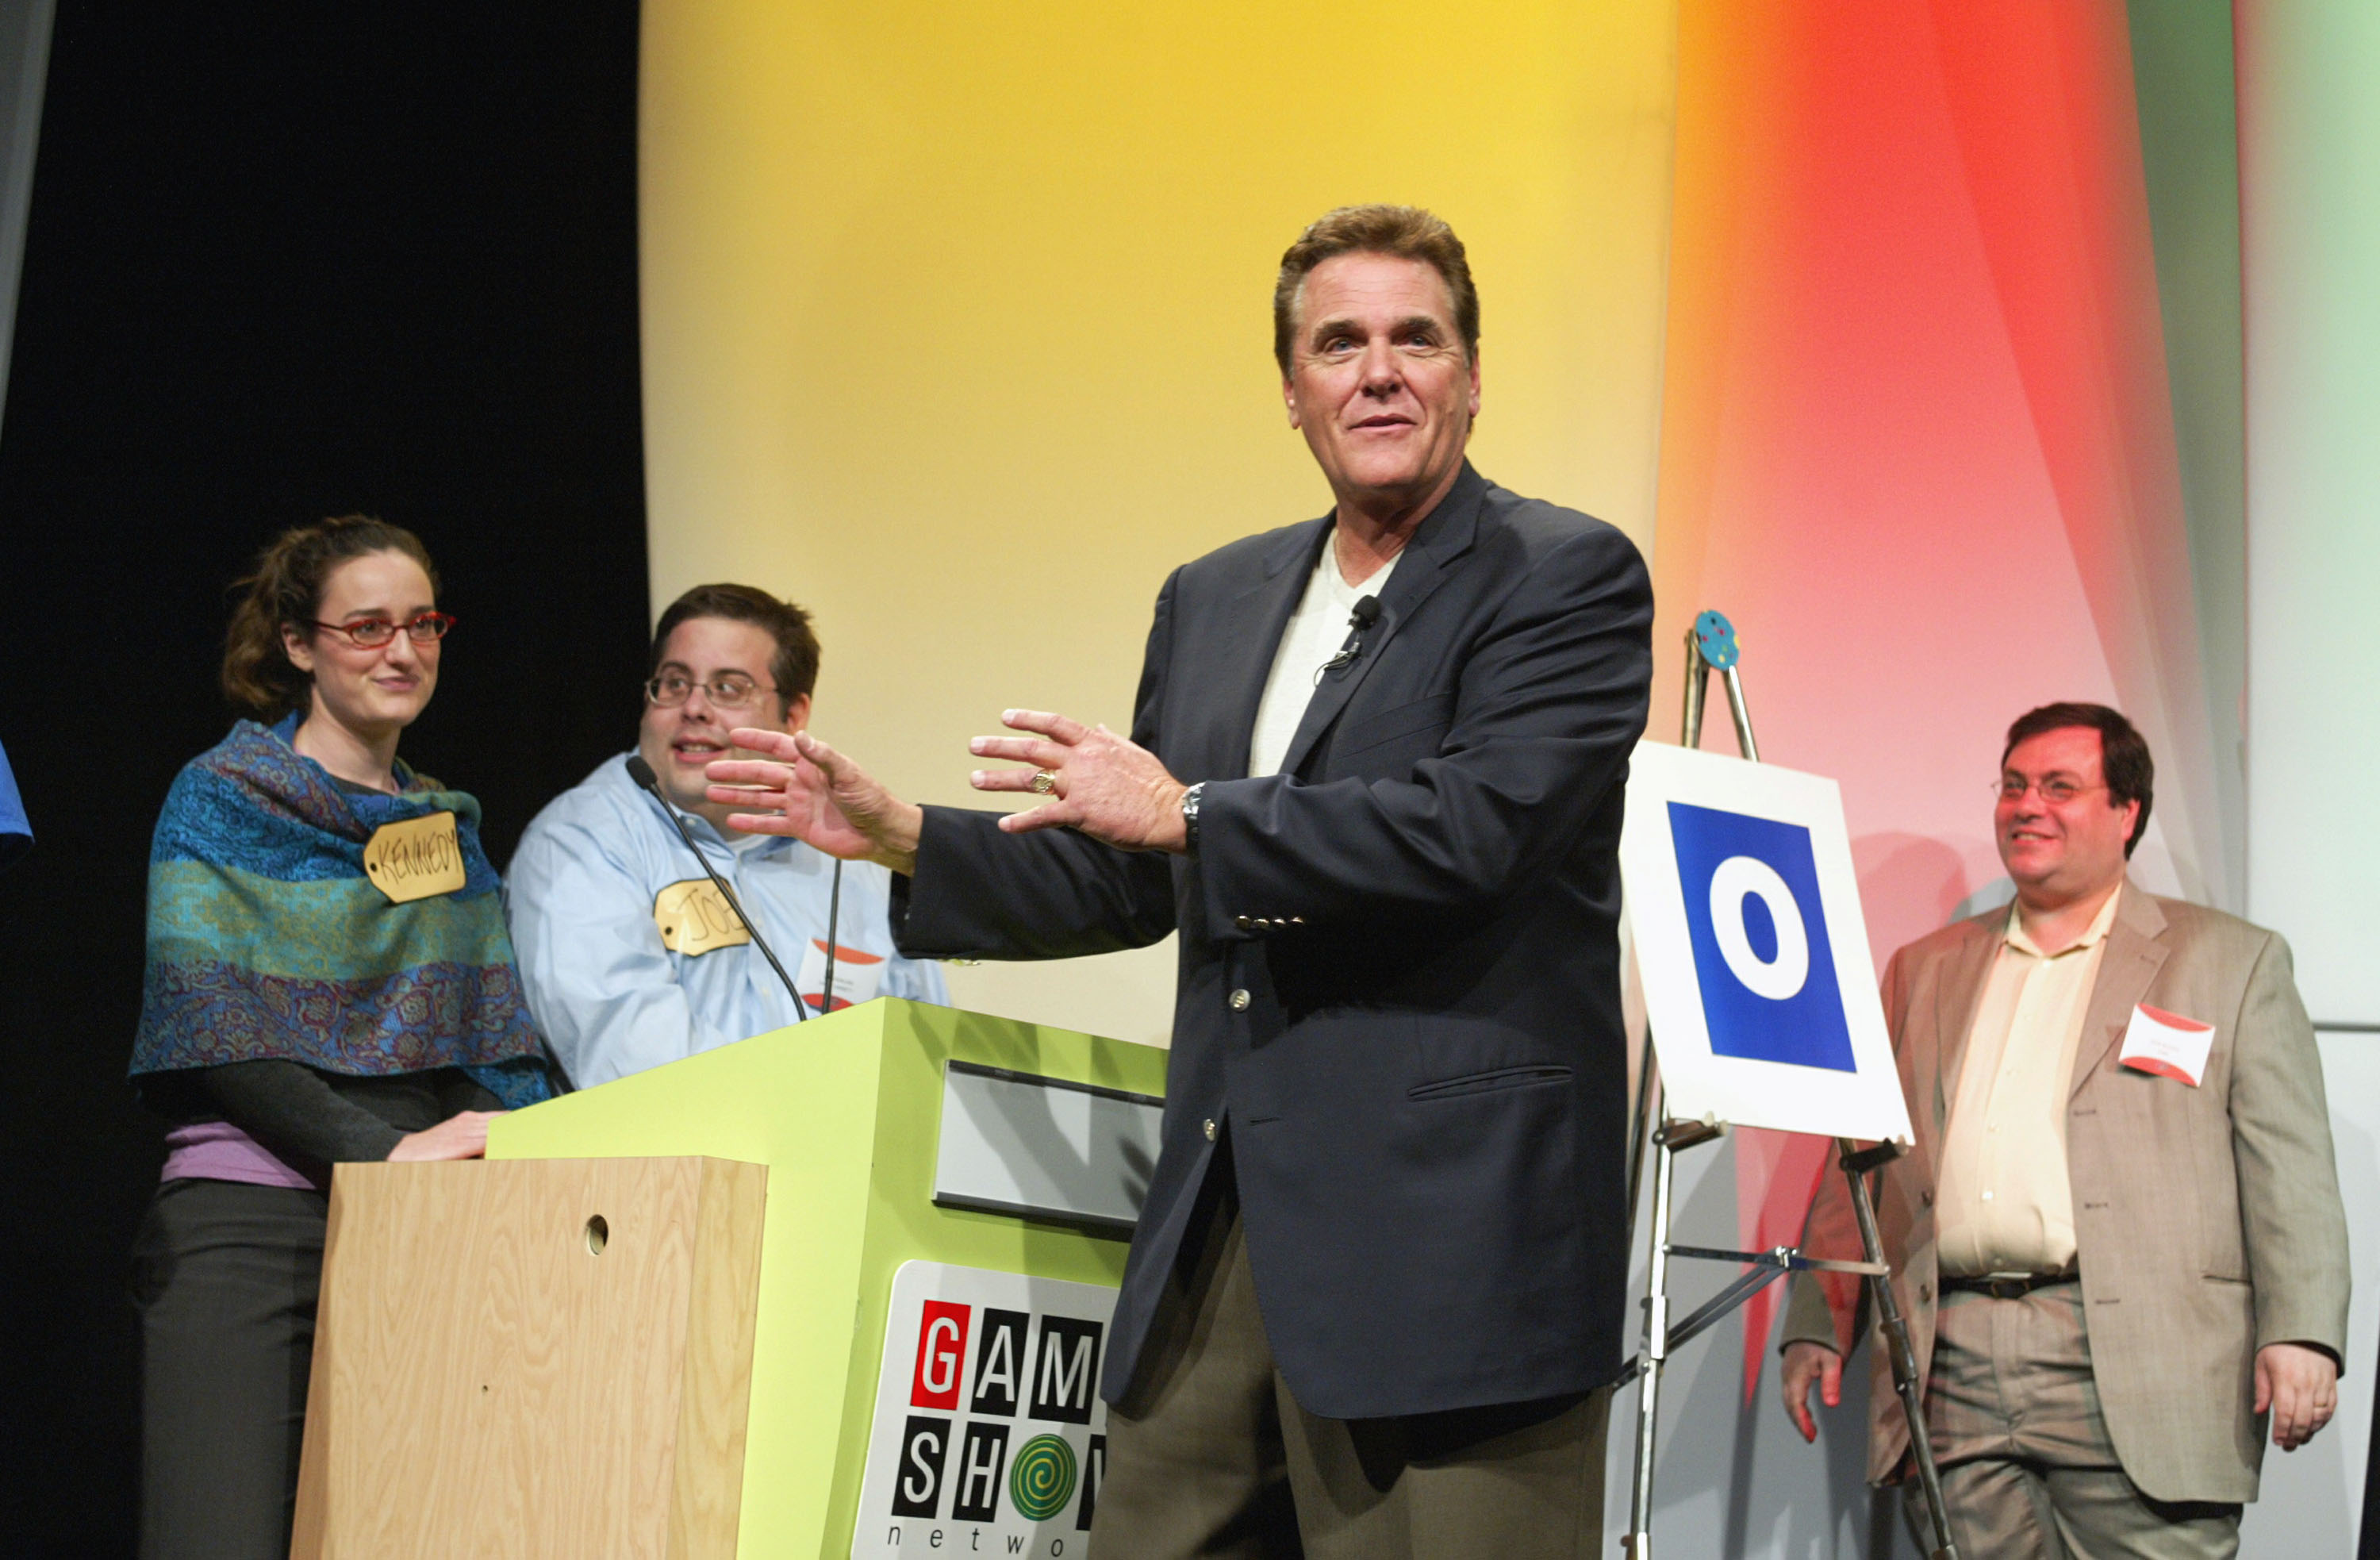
[1180,781,1206,852]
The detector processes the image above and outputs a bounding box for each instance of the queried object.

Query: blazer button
[1229,988,1250,1010]
[1234,915,1253,932]
[1203,1117,1218,1142]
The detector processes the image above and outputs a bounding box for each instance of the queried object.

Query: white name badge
[797,938,885,1014]
[2119,1002,2215,1086]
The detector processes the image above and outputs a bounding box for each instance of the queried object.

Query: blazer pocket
[1408,1063,1573,1102]
[1337,693,1455,759]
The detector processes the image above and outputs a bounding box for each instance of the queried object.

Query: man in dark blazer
[707,205,1653,1557]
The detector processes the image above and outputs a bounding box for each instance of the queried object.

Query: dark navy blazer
[894,463,1654,1419]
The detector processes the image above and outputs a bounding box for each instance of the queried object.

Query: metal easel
[1619,609,1959,1560]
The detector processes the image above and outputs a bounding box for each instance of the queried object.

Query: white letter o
[1707,855,1810,1001]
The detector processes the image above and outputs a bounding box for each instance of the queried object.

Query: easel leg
[1836,1138,1960,1560]
[1622,1136,1678,1558]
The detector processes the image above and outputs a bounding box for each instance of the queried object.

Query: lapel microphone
[1321,594,1384,676]
[624,755,808,1022]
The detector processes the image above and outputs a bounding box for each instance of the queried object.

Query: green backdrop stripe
[2124,0,2249,901]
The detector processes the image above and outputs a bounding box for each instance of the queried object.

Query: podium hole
[585,1214,608,1255]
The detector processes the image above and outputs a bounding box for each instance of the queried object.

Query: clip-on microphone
[624,755,808,1022]
[1320,594,1384,676]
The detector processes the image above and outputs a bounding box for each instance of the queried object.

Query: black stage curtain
[0,6,648,1551]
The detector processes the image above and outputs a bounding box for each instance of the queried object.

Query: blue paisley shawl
[131,717,552,1108]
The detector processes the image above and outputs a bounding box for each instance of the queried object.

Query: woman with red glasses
[126,514,554,1558]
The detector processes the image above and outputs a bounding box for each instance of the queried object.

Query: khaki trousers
[1913,1283,2241,1559]
[1090,1151,1610,1558]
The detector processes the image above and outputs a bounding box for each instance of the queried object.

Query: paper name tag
[361,812,466,903]
[797,938,885,1014]
[2119,1002,2216,1086]
[652,878,752,956]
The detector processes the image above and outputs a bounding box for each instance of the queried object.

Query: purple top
[160,1120,321,1191]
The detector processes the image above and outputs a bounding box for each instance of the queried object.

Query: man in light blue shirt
[505,584,946,1088]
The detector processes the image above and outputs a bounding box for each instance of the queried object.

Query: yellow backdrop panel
[640,0,1678,1045]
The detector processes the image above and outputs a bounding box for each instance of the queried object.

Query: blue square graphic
[1666,802,1856,1073]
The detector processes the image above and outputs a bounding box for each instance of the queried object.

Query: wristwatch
[1180,782,1206,853]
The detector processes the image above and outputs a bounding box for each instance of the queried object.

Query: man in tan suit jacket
[1779,703,2348,1558]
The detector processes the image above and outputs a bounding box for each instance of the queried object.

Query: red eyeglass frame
[301,612,457,649]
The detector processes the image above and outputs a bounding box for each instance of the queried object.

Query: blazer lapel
[2070,882,2169,1100]
[1203,517,1330,780]
[1932,916,2004,1130]
[1279,463,1486,778]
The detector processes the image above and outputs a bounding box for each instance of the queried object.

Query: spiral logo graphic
[1008,1433,1077,1522]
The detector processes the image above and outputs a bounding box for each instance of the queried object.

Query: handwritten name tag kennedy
[361,813,466,904]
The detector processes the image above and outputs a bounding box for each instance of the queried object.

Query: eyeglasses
[1993,776,2107,805]
[305,613,456,649]
[643,671,777,711]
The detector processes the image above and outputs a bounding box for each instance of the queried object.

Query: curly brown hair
[221,515,440,719]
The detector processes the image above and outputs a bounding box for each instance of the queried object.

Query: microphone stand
[820,859,842,1016]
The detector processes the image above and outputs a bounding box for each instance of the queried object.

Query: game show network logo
[852,1262,1117,1558]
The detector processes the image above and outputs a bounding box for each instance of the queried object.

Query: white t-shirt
[1247,539,1400,777]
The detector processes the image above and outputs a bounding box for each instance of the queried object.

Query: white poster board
[1621,740,1913,1143]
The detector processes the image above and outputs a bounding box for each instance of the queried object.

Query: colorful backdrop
[635,1,2380,1552]
[635,0,1680,1045]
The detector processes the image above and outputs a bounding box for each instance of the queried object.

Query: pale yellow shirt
[1933,889,2121,1278]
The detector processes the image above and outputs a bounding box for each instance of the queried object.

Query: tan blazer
[1782,881,2350,1503]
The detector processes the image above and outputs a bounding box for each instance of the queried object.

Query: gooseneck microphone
[820,858,843,1016]
[624,755,808,1022]
[1320,594,1384,675]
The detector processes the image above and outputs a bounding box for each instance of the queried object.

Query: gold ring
[1030,770,1057,795]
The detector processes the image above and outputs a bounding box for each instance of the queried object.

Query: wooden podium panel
[291,1156,766,1559]
[486,999,1167,1555]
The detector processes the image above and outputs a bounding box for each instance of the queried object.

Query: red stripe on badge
[2121,1054,2200,1085]
[2135,1002,2212,1032]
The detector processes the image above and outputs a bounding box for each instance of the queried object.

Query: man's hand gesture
[705,728,923,874]
[969,709,1191,853]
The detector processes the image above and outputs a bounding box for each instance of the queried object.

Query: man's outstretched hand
[705,711,1192,870]
[705,728,923,875]
[969,709,1189,852]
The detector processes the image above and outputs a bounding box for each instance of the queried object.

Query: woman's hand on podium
[707,728,923,876]
[388,1110,505,1162]
[1779,1339,1842,1443]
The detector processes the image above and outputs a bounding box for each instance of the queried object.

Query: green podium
[486,998,1167,1558]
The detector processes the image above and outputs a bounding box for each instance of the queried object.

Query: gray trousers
[1914,1283,2241,1558]
[1092,1154,1610,1558]
[132,1178,328,1560]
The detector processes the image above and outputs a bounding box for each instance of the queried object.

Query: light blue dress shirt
[505,753,947,1089]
